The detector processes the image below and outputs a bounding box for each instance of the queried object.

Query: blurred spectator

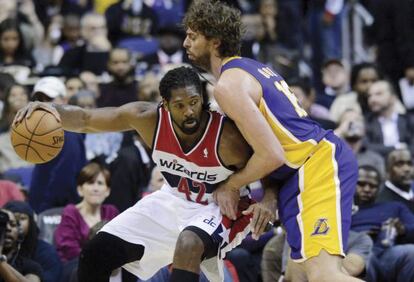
[330,62,381,122]
[146,0,186,28]
[59,13,111,76]
[289,78,336,130]
[60,14,82,53]
[4,201,62,282]
[308,0,345,92]
[399,64,414,112]
[138,25,188,75]
[79,70,99,97]
[69,89,123,164]
[351,165,414,282]
[32,15,65,74]
[0,18,34,82]
[97,48,138,107]
[29,77,87,213]
[0,208,43,281]
[137,71,161,102]
[54,162,118,262]
[365,80,414,157]
[65,76,86,100]
[0,180,25,207]
[0,84,33,174]
[0,73,15,115]
[105,0,158,46]
[316,59,349,110]
[377,149,414,213]
[105,132,152,212]
[334,110,385,176]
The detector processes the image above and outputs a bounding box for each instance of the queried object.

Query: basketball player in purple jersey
[183,1,359,281]
[14,67,276,282]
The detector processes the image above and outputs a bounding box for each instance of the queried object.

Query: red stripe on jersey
[154,107,223,167]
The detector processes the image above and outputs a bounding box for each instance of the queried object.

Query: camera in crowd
[0,210,10,246]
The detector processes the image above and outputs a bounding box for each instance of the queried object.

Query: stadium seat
[37,207,64,245]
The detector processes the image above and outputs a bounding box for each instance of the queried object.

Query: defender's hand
[213,182,240,220]
[242,201,276,240]
[13,101,61,126]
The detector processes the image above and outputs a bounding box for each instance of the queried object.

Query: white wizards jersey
[152,106,235,204]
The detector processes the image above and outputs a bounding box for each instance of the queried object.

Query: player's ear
[211,38,221,50]
[162,99,169,111]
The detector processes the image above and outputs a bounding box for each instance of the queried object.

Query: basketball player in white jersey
[14,67,277,282]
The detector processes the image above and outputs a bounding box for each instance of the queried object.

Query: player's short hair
[183,0,242,58]
[159,66,208,110]
[77,162,110,187]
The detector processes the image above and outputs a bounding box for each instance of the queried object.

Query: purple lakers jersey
[152,106,234,204]
[221,57,328,171]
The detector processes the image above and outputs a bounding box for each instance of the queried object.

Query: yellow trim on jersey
[221,56,241,66]
[296,139,344,261]
[259,99,317,168]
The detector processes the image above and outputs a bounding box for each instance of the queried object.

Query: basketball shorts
[100,186,252,281]
[277,132,358,262]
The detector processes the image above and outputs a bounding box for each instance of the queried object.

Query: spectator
[29,77,87,213]
[59,14,82,53]
[138,26,189,76]
[58,13,111,76]
[334,109,385,176]
[0,180,25,207]
[69,89,123,164]
[105,0,158,46]
[65,76,86,100]
[4,201,62,282]
[365,80,414,157]
[0,18,34,82]
[316,59,349,110]
[399,64,414,112]
[54,162,118,263]
[329,62,381,122]
[289,78,336,130]
[97,48,138,107]
[0,84,33,173]
[377,149,414,213]
[105,132,152,212]
[351,165,414,282]
[0,208,43,281]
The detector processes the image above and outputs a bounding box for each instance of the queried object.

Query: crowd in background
[0,0,414,281]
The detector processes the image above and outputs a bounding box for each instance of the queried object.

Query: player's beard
[189,51,212,73]
[172,117,201,135]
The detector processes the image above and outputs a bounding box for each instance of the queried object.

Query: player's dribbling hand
[213,182,240,220]
[13,101,61,126]
[242,200,276,240]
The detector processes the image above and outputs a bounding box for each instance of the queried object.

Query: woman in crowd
[54,162,119,263]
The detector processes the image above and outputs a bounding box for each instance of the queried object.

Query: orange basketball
[10,109,64,164]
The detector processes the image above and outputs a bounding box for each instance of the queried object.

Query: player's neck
[210,55,227,79]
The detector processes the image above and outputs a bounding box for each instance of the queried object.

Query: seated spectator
[399,64,414,112]
[334,109,385,176]
[0,180,25,207]
[137,26,189,76]
[105,132,152,212]
[4,201,62,282]
[69,89,123,164]
[289,78,336,130]
[365,80,414,157]
[54,162,119,263]
[352,165,414,282]
[0,18,34,82]
[377,149,414,212]
[97,48,138,107]
[29,77,86,213]
[316,59,349,110]
[329,62,381,122]
[0,208,43,281]
[65,76,86,100]
[58,13,111,76]
[0,84,33,173]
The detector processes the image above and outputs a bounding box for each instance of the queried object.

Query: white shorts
[100,185,252,281]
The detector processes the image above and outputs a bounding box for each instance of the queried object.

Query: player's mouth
[184,119,197,127]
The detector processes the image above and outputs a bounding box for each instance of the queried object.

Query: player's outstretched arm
[13,101,157,134]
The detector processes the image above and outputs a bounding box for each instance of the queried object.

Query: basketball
[10,109,64,164]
